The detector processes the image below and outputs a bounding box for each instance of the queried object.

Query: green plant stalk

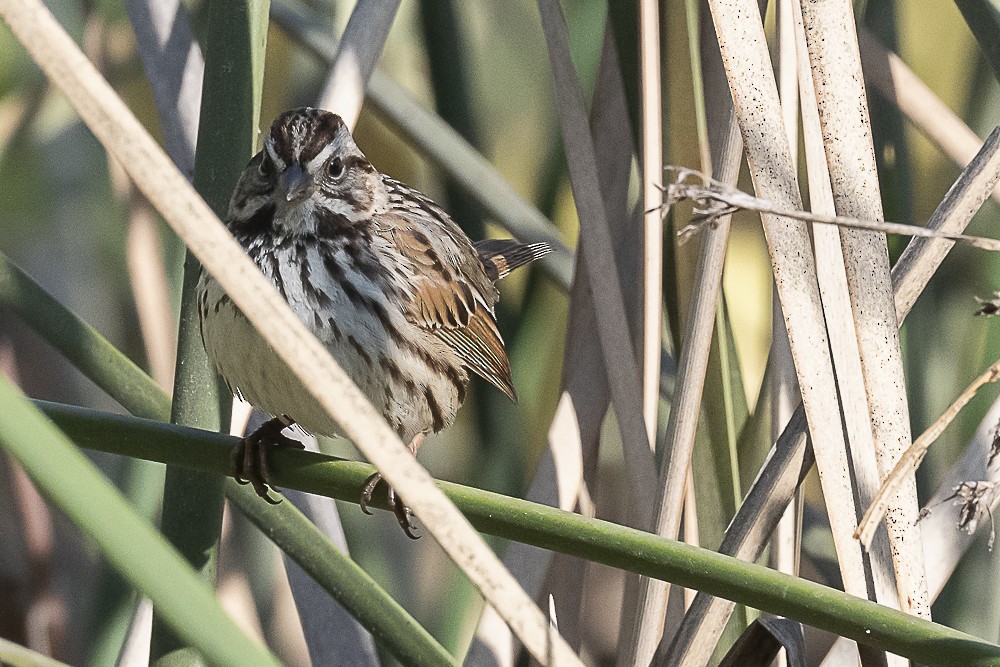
[0,253,173,667]
[0,254,171,421]
[152,0,268,661]
[0,382,281,667]
[0,637,73,667]
[228,482,456,667]
[38,400,1000,667]
[0,256,452,667]
[684,0,712,175]
[704,296,747,522]
[954,0,1000,84]
[696,298,750,641]
[682,0,747,528]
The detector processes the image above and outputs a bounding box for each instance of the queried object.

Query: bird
[197,107,550,536]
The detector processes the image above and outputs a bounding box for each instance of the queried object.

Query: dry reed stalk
[640,0,663,447]
[769,0,800,588]
[665,123,1000,666]
[536,0,655,514]
[707,0,870,606]
[316,0,400,130]
[794,0,900,628]
[799,0,929,620]
[621,0,748,654]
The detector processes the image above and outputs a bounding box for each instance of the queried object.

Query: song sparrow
[197,107,550,537]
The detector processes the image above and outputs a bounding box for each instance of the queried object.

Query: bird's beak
[279,163,313,203]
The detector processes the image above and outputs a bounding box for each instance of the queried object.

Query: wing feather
[436,308,516,400]
[474,239,552,281]
[381,180,519,399]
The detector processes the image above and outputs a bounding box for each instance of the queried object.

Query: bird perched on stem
[198,107,549,537]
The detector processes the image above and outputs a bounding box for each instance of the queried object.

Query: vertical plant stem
[686,0,712,177]
[769,0,801,609]
[150,0,270,662]
[795,0,902,645]
[467,17,639,664]
[708,300,743,514]
[536,0,655,511]
[640,0,663,449]
[633,4,755,657]
[623,0,749,656]
[93,4,201,661]
[798,0,930,620]
[707,0,873,624]
[643,7,669,637]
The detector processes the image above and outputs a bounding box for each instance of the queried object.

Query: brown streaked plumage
[197,107,550,536]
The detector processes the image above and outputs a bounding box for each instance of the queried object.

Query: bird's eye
[327,157,345,180]
[258,153,275,179]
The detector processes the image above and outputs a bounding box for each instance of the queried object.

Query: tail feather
[474,239,552,282]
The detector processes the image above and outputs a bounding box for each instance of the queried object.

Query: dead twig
[856,358,1000,548]
[918,481,1000,551]
[662,167,1000,253]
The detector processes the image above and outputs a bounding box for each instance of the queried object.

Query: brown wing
[386,205,517,400]
[433,303,515,400]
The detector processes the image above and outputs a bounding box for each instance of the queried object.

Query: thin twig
[665,167,1000,253]
[856,358,1000,548]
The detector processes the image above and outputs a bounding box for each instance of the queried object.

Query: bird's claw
[359,472,380,515]
[359,472,420,539]
[232,417,305,503]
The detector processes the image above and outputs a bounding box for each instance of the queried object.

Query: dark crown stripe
[268,107,345,165]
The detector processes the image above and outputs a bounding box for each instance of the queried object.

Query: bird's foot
[232,416,305,504]
[360,472,419,539]
[358,433,425,538]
